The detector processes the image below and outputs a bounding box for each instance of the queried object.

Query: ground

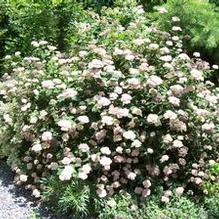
[0,160,65,219]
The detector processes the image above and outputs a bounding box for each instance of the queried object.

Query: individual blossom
[127,171,137,180]
[160,47,170,54]
[116,147,123,154]
[113,47,124,56]
[148,43,159,50]
[131,107,142,116]
[194,177,203,185]
[212,64,218,69]
[133,38,145,46]
[78,171,88,180]
[4,55,12,59]
[159,55,172,62]
[95,130,107,141]
[168,96,180,106]
[156,7,168,13]
[21,103,31,112]
[164,190,172,197]
[57,119,72,131]
[88,59,104,69]
[115,108,129,118]
[209,160,216,165]
[61,157,72,165]
[100,156,112,167]
[78,115,89,124]
[163,166,173,176]
[163,134,173,144]
[160,155,169,163]
[143,179,151,188]
[146,75,163,88]
[97,97,111,107]
[114,86,123,94]
[176,55,190,63]
[193,52,200,58]
[161,196,170,204]
[146,164,160,176]
[170,84,184,96]
[32,143,42,153]
[39,40,48,45]
[20,174,28,182]
[166,40,173,46]
[172,16,180,22]
[100,147,111,155]
[170,119,187,132]
[121,93,132,104]
[91,154,99,162]
[176,187,184,196]
[107,199,117,208]
[164,110,177,120]
[129,68,139,76]
[172,26,182,31]
[101,115,114,126]
[147,114,161,126]
[81,164,91,174]
[48,162,58,170]
[138,62,149,72]
[147,148,154,154]
[142,189,151,198]
[125,53,135,61]
[58,88,77,99]
[41,80,54,89]
[30,116,37,124]
[131,139,142,148]
[173,140,184,148]
[41,131,52,141]
[59,165,74,181]
[96,188,107,198]
[172,36,180,41]
[39,110,48,120]
[127,78,141,89]
[202,122,215,132]
[78,143,90,153]
[32,189,41,198]
[31,41,39,47]
[123,130,136,141]
[190,69,204,81]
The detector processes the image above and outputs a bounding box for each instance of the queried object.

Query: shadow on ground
[0,160,67,219]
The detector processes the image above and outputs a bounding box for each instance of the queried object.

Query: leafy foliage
[42,176,91,217]
[203,162,219,194]
[209,0,219,6]
[0,0,88,65]
[0,0,219,218]
[153,0,219,67]
[204,192,219,218]
[137,0,166,11]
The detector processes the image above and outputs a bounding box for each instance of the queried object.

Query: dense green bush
[137,0,166,11]
[204,193,219,218]
[96,192,209,219]
[153,0,219,68]
[0,0,89,65]
[209,0,219,6]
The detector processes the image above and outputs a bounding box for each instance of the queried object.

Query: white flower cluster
[0,10,218,204]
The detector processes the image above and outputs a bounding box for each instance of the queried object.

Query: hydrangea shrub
[0,2,218,216]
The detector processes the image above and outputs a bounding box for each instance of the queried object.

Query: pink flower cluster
[0,11,218,203]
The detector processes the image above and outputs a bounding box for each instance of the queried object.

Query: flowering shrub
[0,1,219,217]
